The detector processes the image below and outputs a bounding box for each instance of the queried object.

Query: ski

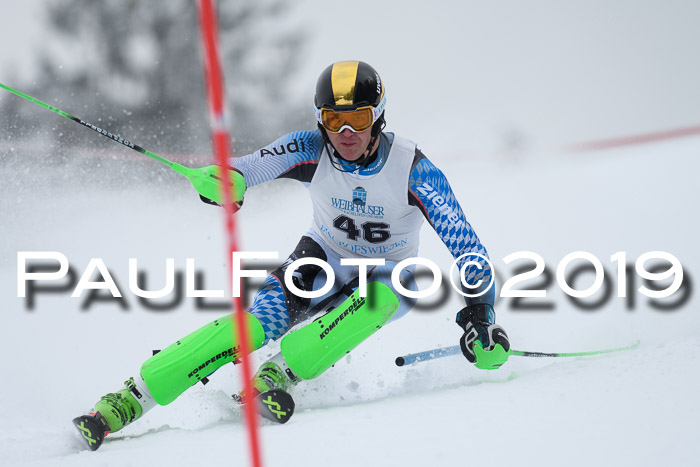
[72,413,109,451]
[256,389,295,424]
[71,388,295,453]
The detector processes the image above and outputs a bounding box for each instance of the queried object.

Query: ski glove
[456,304,510,370]
[199,194,244,211]
[195,165,246,211]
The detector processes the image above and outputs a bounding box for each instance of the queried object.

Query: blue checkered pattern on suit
[250,275,290,343]
[409,158,493,293]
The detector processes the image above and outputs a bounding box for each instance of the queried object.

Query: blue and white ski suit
[233,130,494,343]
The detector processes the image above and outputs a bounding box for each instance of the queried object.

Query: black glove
[196,166,246,211]
[199,194,220,206]
[199,194,243,211]
[456,304,510,370]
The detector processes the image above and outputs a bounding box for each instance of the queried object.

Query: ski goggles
[315,96,386,133]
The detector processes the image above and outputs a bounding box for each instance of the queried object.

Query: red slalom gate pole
[564,125,700,153]
[196,2,263,467]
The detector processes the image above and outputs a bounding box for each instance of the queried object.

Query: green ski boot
[234,354,298,424]
[253,360,297,394]
[234,354,298,402]
[93,378,144,433]
[73,377,154,450]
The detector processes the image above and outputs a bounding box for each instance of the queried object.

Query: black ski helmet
[314,61,386,169]
[315,61,385,115]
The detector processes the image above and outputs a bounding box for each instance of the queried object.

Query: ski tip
[72,415,106,451]
[257,389,295,424]
[395,357,405,367]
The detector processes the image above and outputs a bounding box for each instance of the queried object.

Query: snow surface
[1,133,699,467]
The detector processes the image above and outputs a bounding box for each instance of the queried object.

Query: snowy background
[1,1,699,466]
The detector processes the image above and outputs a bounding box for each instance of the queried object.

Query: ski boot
[73,376,154,450]
[233,354,298,424]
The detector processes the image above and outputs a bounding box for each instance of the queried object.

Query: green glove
[194,165,246,207]
[456,304,511,370]
[472,340,511,370]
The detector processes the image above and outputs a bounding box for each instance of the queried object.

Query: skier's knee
[369,261,417,321]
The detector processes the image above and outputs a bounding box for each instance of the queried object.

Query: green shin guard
[140,312,266,405]
[280,281,399,380]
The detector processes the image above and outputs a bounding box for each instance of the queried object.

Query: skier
[73,61,510,450]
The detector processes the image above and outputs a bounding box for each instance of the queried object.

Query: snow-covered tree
[15,0,309,155]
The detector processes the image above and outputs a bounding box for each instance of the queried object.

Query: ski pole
[395,340,640,366]
[0,82,244,205]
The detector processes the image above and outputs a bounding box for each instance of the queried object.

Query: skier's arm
[198,130,324,206]
[408,150,510,370]
[407,151,495,307]
[232,130,324,187]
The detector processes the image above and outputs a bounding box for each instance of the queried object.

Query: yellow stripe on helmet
[331,61,359,106]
